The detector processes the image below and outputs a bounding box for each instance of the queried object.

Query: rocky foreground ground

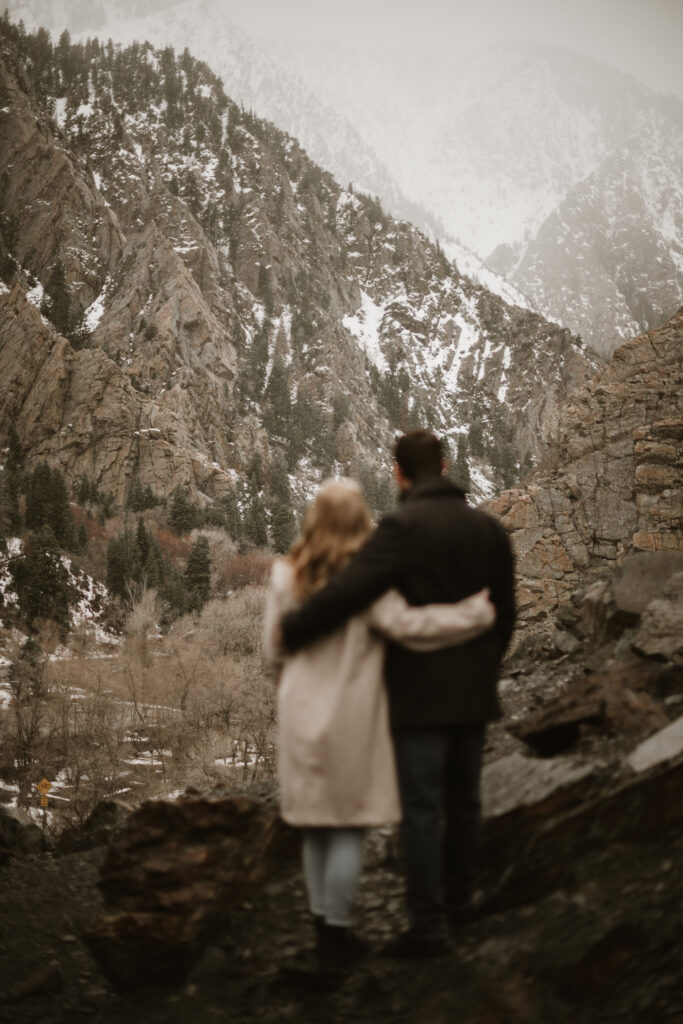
[1,551,682,1024]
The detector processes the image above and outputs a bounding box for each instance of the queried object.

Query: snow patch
[54,96,67,127]
[342,290,389,371]
[25,280,44,308]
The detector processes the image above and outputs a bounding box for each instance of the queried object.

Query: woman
[263,479,495,973]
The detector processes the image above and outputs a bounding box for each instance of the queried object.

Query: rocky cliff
[485,308,683,625]
[0,20,595,518]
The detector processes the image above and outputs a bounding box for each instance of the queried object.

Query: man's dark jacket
[281,478,516,730]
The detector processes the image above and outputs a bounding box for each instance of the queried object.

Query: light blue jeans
[302,827,366,927]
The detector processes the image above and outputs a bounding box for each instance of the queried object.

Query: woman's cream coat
[263,559,495,828]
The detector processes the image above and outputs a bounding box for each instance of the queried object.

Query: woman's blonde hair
[289,479,372,599]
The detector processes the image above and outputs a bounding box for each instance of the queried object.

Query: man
[281,429,516,956]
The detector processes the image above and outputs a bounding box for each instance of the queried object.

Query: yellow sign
[37,778,52,795]
[40,795,48,808]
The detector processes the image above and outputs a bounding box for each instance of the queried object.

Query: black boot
[317,922,366,976]
[313,913,325,947]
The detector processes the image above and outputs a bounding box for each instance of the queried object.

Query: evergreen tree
[269,501,296,554]
[468,419,485,459]
[220,487,241,541]
[136,518,150,567]
[5,424,24,476]
[41,260,71,337]
[127,478,159,512]
[257,263,274,316]
[453,436,472,492]
[24,464,74,548]
[243,476,267,549]
[168,486,199,535]
[263,356,291,438]
[185,535,211,612]
[105,531,140,602]
[246,321,270,396]
[10,526,74,633]
[159,563,186,624]
[267,454,296,553]
[0,470,21,537]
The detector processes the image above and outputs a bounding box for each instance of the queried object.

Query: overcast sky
[228,0,683,99]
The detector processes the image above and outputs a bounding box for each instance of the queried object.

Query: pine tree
[268,453,295,553]
[168,486,199,535]
[263,356,291,438]
[77,520,88,552]
[468,419,485,459]
[105,532,140,602]
[185,535,211,612]
[41,260,71,337]
[453,436,472,492]
[5,424,24,476]
[257,263,274,315]
[0,470,21,537]
[159,563,186,624]
[10,525,74,633]
[243,476,268,549]
[246,321,270,396]
[220,487,242,541]
[136,518,150,567]
[25,464,74,548]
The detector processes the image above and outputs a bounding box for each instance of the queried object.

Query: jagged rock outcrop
[485,309,683,624]
[0,53,123,309]
[0,284,237,501]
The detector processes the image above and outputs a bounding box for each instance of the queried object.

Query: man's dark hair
[394,430,444,483]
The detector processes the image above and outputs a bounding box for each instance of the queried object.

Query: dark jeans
[393,723,485,939]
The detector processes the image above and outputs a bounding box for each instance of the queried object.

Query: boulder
[84,792,297,990]
[633,571,683,662]
[511,661,670,756]
[484,757,683,911]
[627,716,683,773]
[0,804,48,863]
[612,553,683,616]
[58,799,134,853]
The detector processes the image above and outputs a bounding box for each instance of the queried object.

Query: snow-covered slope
[441,241,534,314]
[0,537,116,644]
[488,108,683,356]
[261,36,683,354]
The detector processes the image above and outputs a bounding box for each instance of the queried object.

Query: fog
[7,0,683,99]
[226,0,683,100]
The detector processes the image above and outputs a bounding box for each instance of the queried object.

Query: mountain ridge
[0,19,595,532]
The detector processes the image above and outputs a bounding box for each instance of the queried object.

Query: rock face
[0,284,237,502]
[485,310,683,625]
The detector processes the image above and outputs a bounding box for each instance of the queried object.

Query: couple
[263,429,515,973]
